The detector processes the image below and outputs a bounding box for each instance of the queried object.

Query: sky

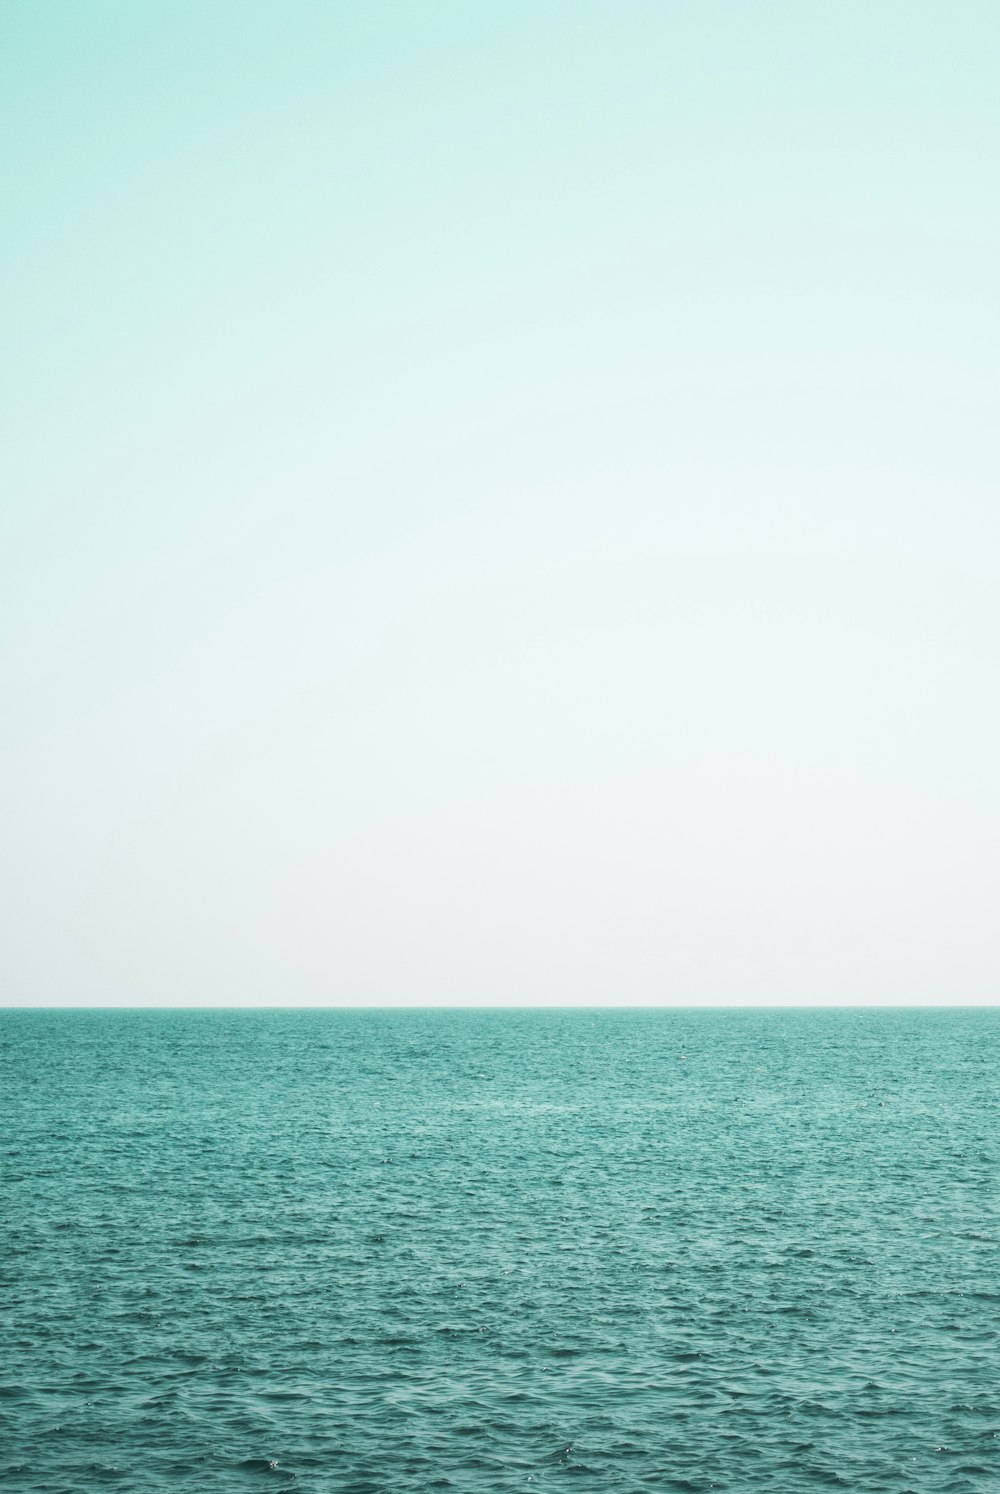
[3,2,999,1007]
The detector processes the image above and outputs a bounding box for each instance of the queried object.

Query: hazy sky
[3,2,999,1006]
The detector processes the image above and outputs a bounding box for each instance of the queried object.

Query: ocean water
[1,1008,997,1493]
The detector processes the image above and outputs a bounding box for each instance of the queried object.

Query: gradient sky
[3,2,999,1006]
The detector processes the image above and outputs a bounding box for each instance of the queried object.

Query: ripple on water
[1,1008,999,1492]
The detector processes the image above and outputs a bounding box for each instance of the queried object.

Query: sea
[1,1007,997,1492]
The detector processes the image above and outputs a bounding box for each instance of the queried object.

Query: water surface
[2,1008,997,1490]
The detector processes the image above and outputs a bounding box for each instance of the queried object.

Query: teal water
[2,1008,997,1492]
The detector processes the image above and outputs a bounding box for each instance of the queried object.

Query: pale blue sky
[3,2,999,1004]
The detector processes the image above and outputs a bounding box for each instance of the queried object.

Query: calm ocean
[2,1008,997,1492]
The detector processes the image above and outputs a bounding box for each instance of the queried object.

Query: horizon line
[2,1002,997,1012]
